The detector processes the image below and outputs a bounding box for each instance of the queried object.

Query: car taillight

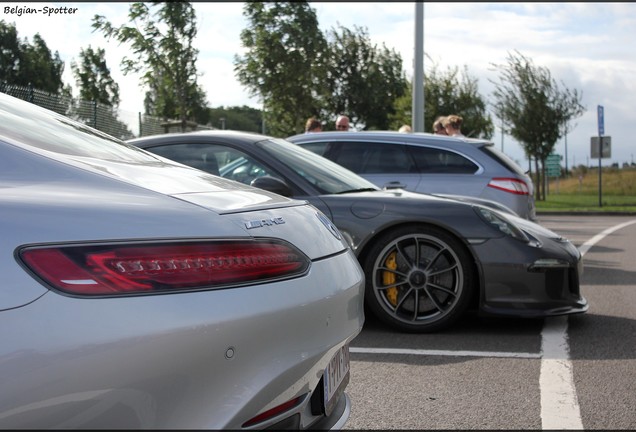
[19,240,310,296]
[487,177,530,195]
[242,396,303,428]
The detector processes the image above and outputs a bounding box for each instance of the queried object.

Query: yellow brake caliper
[383,251,398,306]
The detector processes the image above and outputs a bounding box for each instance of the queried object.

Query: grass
[535,167,636,214]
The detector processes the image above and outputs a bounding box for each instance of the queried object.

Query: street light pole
[500,115,504,151]
[564,124,569,176]
[412,2,425,132]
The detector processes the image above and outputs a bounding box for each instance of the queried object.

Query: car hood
[432,193,519,216]
[341,187,459,202]
[319,187,564,244]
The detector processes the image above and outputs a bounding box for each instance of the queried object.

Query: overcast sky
[4,2,635,168]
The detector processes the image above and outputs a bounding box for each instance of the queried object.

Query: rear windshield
[480,145,528,176]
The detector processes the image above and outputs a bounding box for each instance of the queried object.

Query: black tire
[363,225,475,333]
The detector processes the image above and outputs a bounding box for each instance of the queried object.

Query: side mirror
[383,181,405,190]
[250,176,293,197]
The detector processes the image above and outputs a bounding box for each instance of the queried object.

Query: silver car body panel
[0,93,364,429]
[1,248,364,428]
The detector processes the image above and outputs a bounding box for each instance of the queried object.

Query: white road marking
[577,219,636,257]
[540,218,636,430]
[350,346,540,358]
[540,315,582,429]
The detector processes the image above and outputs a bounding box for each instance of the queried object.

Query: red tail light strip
[20,240,310,296]
[488,177,530,195]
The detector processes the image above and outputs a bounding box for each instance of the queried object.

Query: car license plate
[323,344,350,416]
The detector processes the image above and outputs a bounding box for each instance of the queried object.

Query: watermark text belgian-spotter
[3,6,79,17]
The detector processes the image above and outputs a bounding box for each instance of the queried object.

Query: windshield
[259,138,380,194]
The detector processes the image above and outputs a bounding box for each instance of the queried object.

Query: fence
[0,82,214,140]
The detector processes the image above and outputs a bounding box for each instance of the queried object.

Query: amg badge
[245,217,285,229]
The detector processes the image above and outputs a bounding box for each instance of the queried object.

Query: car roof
[288,130,493,149]
[129,129,272,148]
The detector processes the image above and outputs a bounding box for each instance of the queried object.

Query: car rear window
[299,141,329,156]
[408,146,479,174]
[480,145,528,176]
[329,142,416,174]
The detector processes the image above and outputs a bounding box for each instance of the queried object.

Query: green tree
[490,50,585,200]
[92,2,208,131]
[390,62,493,138]
[427,64,493,139]
[234,1,327,137]
[71,46,120,107]
[0,20,21,84]
[0,20,65,93]
[388,79,412,131]
[23,34,65,93]
[69,46,133,140]
[208,105,263,133]
[323,24,407,130]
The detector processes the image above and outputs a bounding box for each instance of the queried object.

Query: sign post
[546,153,562,195]
[597,105,604,207]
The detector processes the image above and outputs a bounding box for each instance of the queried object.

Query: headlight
[475,207,531,243]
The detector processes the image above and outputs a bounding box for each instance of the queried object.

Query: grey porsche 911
[129,130,588,334]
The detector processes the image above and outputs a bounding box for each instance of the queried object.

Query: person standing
[335,115,350,131]
[433,116,448,135]
[443,114,464,136]
[305,116,322,133]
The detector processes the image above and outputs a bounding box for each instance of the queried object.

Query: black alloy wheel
[363,225,475,333]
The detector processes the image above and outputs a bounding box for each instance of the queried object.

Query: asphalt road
[344,215,636,430]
